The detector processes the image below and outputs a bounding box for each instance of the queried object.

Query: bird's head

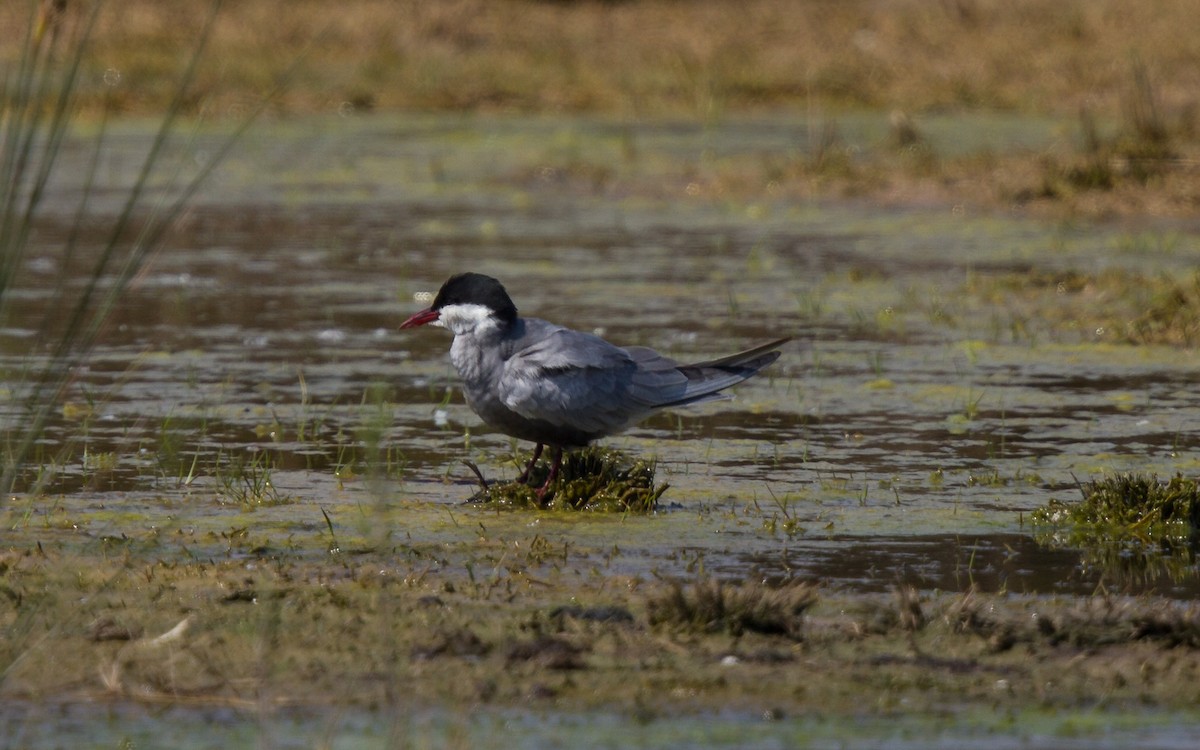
[400,272,518,336]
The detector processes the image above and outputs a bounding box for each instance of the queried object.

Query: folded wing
[500,328,646,435]
[501,331,790,437]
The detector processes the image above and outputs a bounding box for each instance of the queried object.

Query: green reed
[0,0,276,497]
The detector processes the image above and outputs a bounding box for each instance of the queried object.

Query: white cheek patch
[438,303,500,336]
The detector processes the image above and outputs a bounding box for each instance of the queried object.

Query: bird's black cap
[432,273,518,325]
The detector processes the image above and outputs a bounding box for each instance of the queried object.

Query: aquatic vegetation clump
[1033,473,1200,581]
[646,578,817,640]
[213,451,293,507]
[476,446,667,512]
[1034,473,1200,537]
[964,268,1200,346]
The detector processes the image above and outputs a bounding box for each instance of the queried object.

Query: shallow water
[6,698,1200,750]
[6,112,1200,748]
[5,113,1200,597]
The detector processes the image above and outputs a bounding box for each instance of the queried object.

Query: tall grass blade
[0,0,281,496]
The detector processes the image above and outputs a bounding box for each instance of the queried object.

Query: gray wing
[501,330,789,435]
[666,336,791,406]
[622,337,790,409]
[500,330,683,435]
[622,345,691,405]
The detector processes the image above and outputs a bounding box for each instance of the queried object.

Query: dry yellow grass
[2,0,1197,120]
[3,0,1198,216]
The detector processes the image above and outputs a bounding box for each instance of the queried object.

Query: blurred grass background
[6,0,1196,216]
[2,0,1196,122]
[7,0,1190,216]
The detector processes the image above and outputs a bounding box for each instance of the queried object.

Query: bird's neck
[449,316,518,384]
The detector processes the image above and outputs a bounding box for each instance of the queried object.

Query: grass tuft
[1033,472,1200,581]
[1038,61,1184,198]
[1034,473,1200,533]
[646,577,817,640]
[214,450,293,507]
[474,446,667,512]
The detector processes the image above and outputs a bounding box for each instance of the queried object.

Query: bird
[400,272,789,501]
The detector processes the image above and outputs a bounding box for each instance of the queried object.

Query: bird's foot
[533,447,565,507]
[514,443,545,485]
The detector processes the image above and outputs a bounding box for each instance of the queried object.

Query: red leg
[515,443,544,484]
[535,446,563,503]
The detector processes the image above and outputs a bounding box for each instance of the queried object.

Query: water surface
[6,113,1200,595]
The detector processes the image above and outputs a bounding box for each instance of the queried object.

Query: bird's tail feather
[685,337,792,369]
[657,338,790,408]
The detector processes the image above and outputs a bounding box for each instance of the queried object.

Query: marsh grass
[213,449,292,507]
[1033,473,1200,582]
[964,268,1200,346]
[1039,62,1188,199]
[7,538,1200,727]
[6,0,1195,124]
[3,0,1198,219]
[948,586,1200,650]
[0,0,284,498]
[473,446,667,512]
[1128,272,1200,346]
